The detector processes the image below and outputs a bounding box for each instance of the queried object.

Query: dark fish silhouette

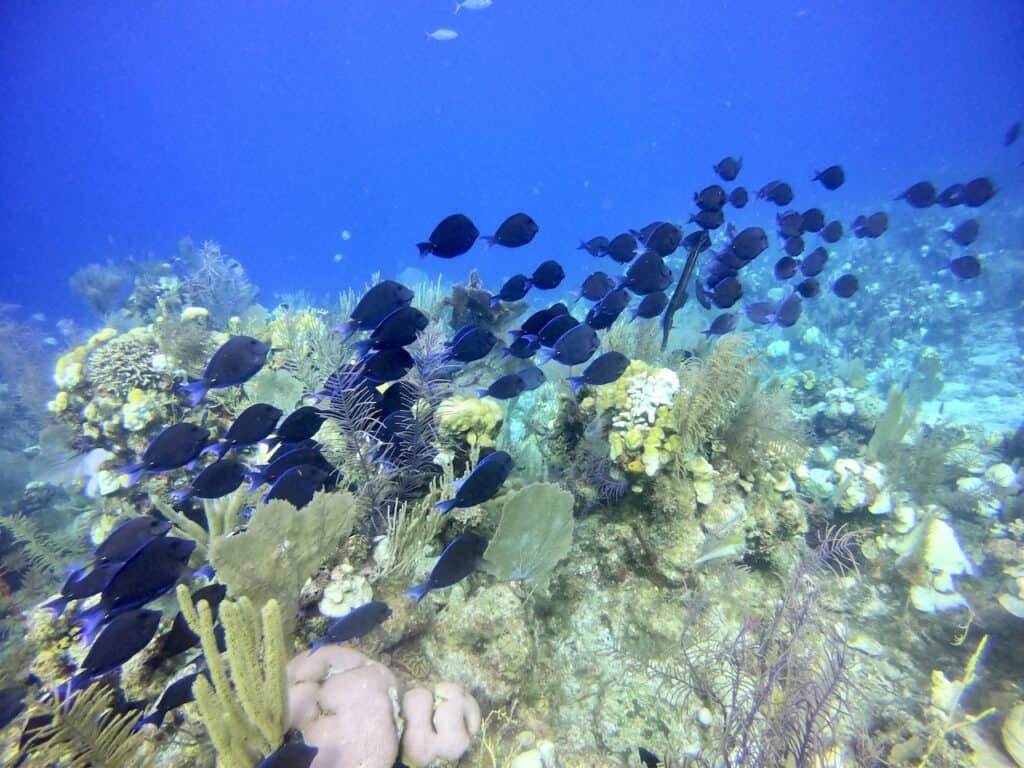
[898,181,937,208]
[642,222,683,257]
[137,672,201,729]
[710,276,743,309]
[576,271,615,302]
[832,274,859,298]
[361,347,415,383]
[149,583,227,666]
[257,741,319,768]
[682,229,713,254]
[797,277,821,298]
[204,403,282,459]
[820,220,844,243]
[531,260,565,290]
[745,301,775,325]
[75,608,161,688]
[713,156,742,181]
[730,227,769,261]
[263,465,330,509]
[949,219,980,246]
[639,746,662,767]
[376,380,419,417]
[169,459,247,504]
[728,186,749,208]
[936,183,964,207]
[311,601,392,650]
[406,532,489,602]
[41,562,120,617]
[758,180,794,206]
[417,214,479,257]
[689,209,725,230]
[179,336,271,406]
[247,443,335,490]
[578,236,609,257]
[606,233,639,263]
[586,287,630,330]
[774,256,798,280]
[540,323,600,366]
[784,235,805,258]
[485,213,538,248]
[351,306,429,355]
[270,406,326,446]
[949,254,982,279]
[446,325,499,363]
[503,334,540,359]
[337,280,415,340]
[538,314,581,346]
[622,253,672,295]
[95,517,172,564]
[633,291,668,319]
[777,210,804,238]
[962,177,996,207]
[1005,121,1020,147]
[0,686,27,731]
[491,274,532,306]
[695,185,727,211]
[435,452,513,514]
[515,366,546,391]
[120,423,210,485]
[813,165,845,190]
[516,304,569,338]
[477,373,526,400]
[801,207,825,232]
[800,246,829,277]
[567,351,630,393]
[855,211,888,238]
[775,293,803,327]
[702,313,738,337]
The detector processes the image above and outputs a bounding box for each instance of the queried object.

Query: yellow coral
[47,391,69,414]
[121,387,158,432]
[180,305,210,323]
[438,396,504,448]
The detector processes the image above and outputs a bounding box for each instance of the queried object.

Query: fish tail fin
[482,236,496,248]
[567,377,584,395]
[475,388,488,399]
[405,583,430,604]
[536,347,554,365]
[433,498,457,514]
[40,595,68,618]
[454,1,461,12]
[416,242,433,257]
[200,442,228,460]
[119,463,145,487]
[489,295,501,309]
[167,489,191,505]
[178,381,209,407]
[75,606,105,645]
[349,340,372,358]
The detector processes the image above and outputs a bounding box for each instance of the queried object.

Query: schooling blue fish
[445,325,499,363]
[538,323,600,367]
[435,451,513,514]
[203,403,282,460]
[406,532,488,604]
[41,562,120,618]
[336,280,415,341]
[350,305,429,356]
[95,516,171,564]
[567,351,630,394]
[168,459,248,504]
[490,274,532,307]
[477,373,525,400]
[263,465,330,509]
[71,608,161,692]
[257,742,319,768]
[119,423,210,486]
[179,335,271,406]
[311,601,392,650]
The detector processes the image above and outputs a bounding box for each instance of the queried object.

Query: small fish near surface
[311,601,392,650]
[406,532,489,603]
[426,28,459,42]
[120,423,211,485]
[417,213,477,256]
[694,185,727,212]
[485,213,539,248]
[567,351,630,394]
[179,335,271,406]
[435,450,514,513]
[203,403,282,460]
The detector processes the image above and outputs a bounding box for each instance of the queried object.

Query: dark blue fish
[796,278,821,298]
[503,334,541,360]
[73,608,161,690]
[263,465,330,509]
[150,583,227,665]
[376,380,419,416]
[567,351,630,394]
[605,233,638,264]
[485,213,538,248]
[539,323,600,366]
[638,746,662,767]
[642,222,682,257]
[783,235,805,258]
[1006,121,1021,147]
[530,260,565,290]
[801,207,825,233]
[95,517,171,564]
[682,230,712,255]
[406,532,489,603]
[962,177,996,207]
[709,276,743,309]
[745,301,775,325]
[775,293,803,327]
[435,451,513,514]
[417,214,479,258]
[689,209,725,230]
[575,272,615,303]
[820,220,843,243]
[337,280,415,340]
[446,325,499,363]
[774,256,798,280]
[515,366,546,391]
[702,313,738,338]
[77,536,196,641]
[247,443,335,490]
[948,254,982,280]
[169,459,248,505]
[203,403,282,460]
[120,423,210,485]
[633,291,668,319]
[937,183,964,207]
[586,287,630,330]
[490,274,532,307]
[515,303,569,338]
[0,686,26,730]
[728,186,749,208]
[311,601,392,650]
[897,181,936,208]
[729,227,769,261]
[713,156,742,181]
[854,211,888,238]
[538,314,580,347]
[832,274,859,298]
[477,374,525,400]
[41,562,120,618]
[695,185,727,212]
[813,165,845,190]
[361,347,415,384]
[269,406,326,447]
[758,180,794,206]
[137,672,201,729]
[578,236,609,257]
[179,336,271,406]
[777,210,804,238]
[800,246,829,277]
[350,306,429,356]
[621,253,672,296]
[948,219,980,246]
[257,742,319,768]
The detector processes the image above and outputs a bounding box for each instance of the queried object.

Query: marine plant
[176,586,289,768]
[483,482,574,590]
[68,262,130,318]
[866,384,917,463]
[372,497,447,583]
[18,683,155,767]
[177,241,259,329]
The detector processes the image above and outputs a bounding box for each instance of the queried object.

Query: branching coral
[84,330,166,399]
[178,241,259,329]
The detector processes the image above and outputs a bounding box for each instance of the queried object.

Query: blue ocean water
[2,1,1021,317]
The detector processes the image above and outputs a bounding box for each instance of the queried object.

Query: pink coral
[401,682,481,767]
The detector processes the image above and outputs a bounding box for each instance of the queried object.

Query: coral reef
[483,483,573,589]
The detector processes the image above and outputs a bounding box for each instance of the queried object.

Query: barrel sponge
[400,682,481,767]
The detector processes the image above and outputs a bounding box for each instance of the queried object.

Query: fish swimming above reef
[575,271,615,303]
[446,324,500,362]
[702,313,738,338]
[758,180,794,206]
[638,747,662,767]
[962,177,996,207]
[120,422,211,485]
[485,212,539,248]
[796,277,821,298]
[820,220,844,243]
[578,236,609,257]
[95,516,172,564]
[350,305,429,356]
[832,273,859,298]
[800,246,829,277]
[203,403,282,460]
[311,601,392,650]
[531,259,565,290]
[247,442,336,490]
[567,351,630,394]
[775,292,803,327]
[801,207,825,232]
[477,372,526,400]
[168,459,248,504]
[263,464,331,509]
[621,253,672,296]
[71,608,162,691]
[417,214,477,257]
[137,672,202,729]
[585,286,630,330]
[539,323,600,366]
[257,742,319,768]
[426,28,459,41]
[336,280,415,341]
[41,561,120,617]
[695,185,727,212]
[267,405,327,448]
[515,365,546,391]
[948,218,980,246]
[774,256,798,280]
[406,531,489,603]
[605,232,639,263]
[947,254,982,280]
[491,274,532,306]
[435,450,513,513]
[633,291,668,319]
[728,186,749,208]
[813,164,845,190]
[179,335,271,406]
